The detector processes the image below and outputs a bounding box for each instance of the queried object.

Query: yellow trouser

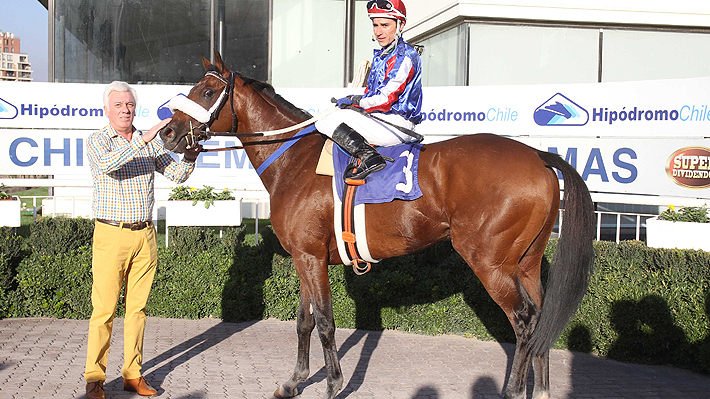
[84,221,157,383]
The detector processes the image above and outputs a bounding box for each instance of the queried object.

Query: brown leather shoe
[86,381,105,399]
[123,376,157,396]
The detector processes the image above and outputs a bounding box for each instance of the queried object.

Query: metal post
[210,0,215,62]
[344,0,356,86]
[48,0,55,82]
[255,202,259,246]
[596,212,602,241]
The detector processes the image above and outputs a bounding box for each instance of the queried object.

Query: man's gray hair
[103,81,138,108]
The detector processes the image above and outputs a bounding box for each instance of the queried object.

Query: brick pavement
[1,317,709,398]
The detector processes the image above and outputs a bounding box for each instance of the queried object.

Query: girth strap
[341,181,372,275]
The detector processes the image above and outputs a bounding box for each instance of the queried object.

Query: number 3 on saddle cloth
[331,142,423,275]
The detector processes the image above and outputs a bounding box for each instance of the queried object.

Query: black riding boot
[331,123,386,181]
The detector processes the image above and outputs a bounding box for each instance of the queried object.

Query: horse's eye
[203,89,214,98]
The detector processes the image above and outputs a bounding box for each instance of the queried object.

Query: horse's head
[160,52,242,153]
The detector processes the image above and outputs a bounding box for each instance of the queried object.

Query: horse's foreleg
[274,289,315,398]
[290,256,343,399]
[312,297,343,399]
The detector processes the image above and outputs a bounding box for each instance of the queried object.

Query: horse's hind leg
[504,276,542,399]
[518,245,552,399]
[453,243,542,399]
[274,287,315,398]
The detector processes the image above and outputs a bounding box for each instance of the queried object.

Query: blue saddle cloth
[333,142,424,206]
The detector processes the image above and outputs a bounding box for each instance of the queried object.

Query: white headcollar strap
[166,71,230,125]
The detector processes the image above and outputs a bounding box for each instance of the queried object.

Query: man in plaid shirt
[84,81,201,399]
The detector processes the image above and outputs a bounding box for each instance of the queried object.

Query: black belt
[96,218,152,231]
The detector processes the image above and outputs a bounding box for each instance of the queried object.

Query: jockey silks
[360,37,424,125]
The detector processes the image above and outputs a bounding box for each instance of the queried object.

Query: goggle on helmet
[367,0,407,23]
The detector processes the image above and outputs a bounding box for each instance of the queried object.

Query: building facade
[45,0,710,87]
[407,1,710,86]
[1,31,33,82]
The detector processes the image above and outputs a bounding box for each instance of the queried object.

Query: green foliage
[167,226,223,256]
[7,247,94,319]
[566,240,710,373]
[2,220,710,375]
[659,205,709,223]
[0,184,10,200]
[28,217,94,256]
[149,246,231,319]
[168,185,236,208]
[0,228,25,318]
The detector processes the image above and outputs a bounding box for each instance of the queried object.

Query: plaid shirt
[87,125,195,222]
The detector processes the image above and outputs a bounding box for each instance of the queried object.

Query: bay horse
[159,53,595,399]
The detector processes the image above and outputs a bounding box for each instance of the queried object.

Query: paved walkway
[1,317,709,399]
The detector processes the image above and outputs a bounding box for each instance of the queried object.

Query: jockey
[316,0,423,182]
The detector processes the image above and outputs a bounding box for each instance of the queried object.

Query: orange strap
[341,182,372,275]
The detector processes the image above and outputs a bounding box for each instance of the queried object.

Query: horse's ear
[213,51,227,73]
[201,55,213,71]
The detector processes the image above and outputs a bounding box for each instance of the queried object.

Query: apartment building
[1,31,32,82]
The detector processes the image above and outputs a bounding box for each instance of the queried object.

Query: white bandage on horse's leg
[166,95,211,124]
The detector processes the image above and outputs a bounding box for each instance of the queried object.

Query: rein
[189,108,338,153]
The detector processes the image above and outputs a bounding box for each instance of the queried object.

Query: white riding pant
[315,108,416,147]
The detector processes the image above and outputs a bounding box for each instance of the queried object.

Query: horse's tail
[529,151,596,356]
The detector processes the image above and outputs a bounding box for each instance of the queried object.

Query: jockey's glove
[336,95,362,109]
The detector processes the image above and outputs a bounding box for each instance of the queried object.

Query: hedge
[1,218,708,374]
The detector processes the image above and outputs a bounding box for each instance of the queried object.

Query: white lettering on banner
[395,150,414,194]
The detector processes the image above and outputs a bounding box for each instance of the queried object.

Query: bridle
[168,69,340,153]
[181,69,240,150]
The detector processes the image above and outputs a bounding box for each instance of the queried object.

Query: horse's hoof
[273,385,299,398]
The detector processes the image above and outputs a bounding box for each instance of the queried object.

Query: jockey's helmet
[367,0,407,23]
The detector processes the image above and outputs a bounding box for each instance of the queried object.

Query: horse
[159,52,595,399]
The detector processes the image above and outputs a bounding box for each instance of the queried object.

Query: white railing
[9,178,703,245]
[555,209,656,243]
[16,194,660,244]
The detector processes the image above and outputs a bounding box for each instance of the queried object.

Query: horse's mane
[230,69,314,121]
[205,65,313,121]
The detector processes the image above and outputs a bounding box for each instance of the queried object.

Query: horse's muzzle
[159,126,185,153]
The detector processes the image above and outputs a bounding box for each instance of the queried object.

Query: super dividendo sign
[666,147,710,189]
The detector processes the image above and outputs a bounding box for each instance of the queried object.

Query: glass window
[54,0,211,84]
[417,25,468,86]
[271,0,346,87]
[602,30,710,82]
[216,0,269,82]
[468,24,599,85]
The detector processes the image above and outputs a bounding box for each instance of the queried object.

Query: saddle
[318,140,424,274]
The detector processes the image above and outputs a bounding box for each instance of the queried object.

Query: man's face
[372,17,401,47]
[105,90,136,133]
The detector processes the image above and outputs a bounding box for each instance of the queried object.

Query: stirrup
[344,158,386,182]
[352,259,372,275]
